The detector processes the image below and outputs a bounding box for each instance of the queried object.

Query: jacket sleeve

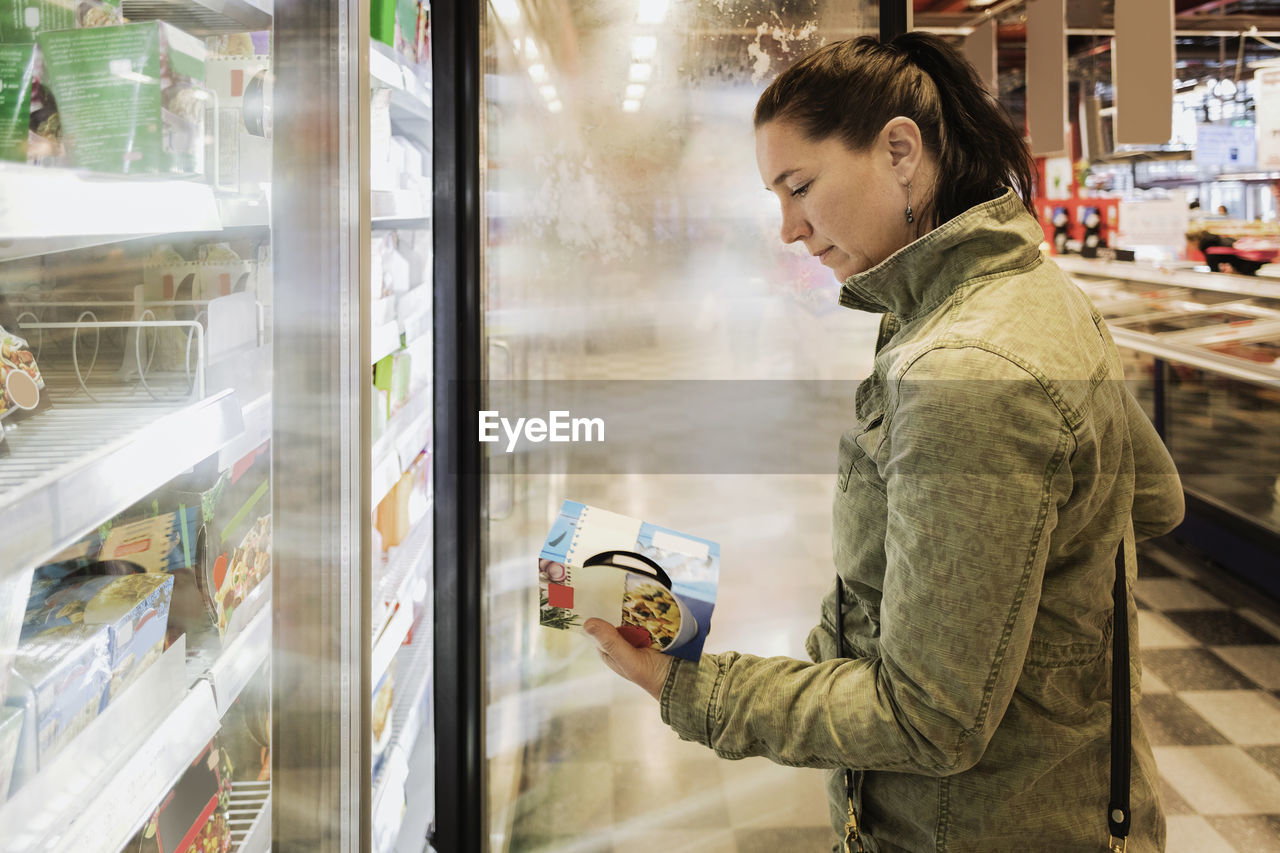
[1124,390,1184,541]
[661,347,1073,775]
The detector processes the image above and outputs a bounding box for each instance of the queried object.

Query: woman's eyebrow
[770,168,797,187]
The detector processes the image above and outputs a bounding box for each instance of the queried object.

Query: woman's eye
[790,182,810,198]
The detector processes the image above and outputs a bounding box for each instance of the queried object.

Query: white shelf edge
[1057,254,1280,301]
[1110,327,1280,387]
[0,638,222,853]
[372,390,431,504]
[0,163,221,247]
[1,389,246,578]
[210,599,272,718]
[373,320,404,365]
[371,598,415,686]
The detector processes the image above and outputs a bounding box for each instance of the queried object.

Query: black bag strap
[1109,541,1132,848]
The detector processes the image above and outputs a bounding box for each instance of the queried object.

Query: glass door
[0,3,274,851]
[480,2,879,850]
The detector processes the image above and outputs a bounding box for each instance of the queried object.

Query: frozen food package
[0,704,22,801]
[0,43,35,163]
[0,0,122,41]
[36,21,207,176]
[23,572,174,701]
[539,500,721,662]
[0,295,51,428]
[0,568,35,716]
[127,736,232,853]
[167,441,271,641]
[7,623,110,772]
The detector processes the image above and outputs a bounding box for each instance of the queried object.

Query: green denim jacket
[660,189,1184,852]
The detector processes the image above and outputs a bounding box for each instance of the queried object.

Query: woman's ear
[883,116,924,181]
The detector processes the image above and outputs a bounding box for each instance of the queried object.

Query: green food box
[36,20,207,176]
[0,43,35,163]
[0,0,121,42]
[371,0,396,49]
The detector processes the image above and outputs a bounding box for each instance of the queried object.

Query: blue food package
[23,573,174,700]
[7,624,110,775]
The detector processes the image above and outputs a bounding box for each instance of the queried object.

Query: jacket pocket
[837,411,885,494]
[851,413,886,496]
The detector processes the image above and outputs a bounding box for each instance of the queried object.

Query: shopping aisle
[1135,545,1280,852]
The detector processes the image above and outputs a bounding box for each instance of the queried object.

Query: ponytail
[755,32,1036,227]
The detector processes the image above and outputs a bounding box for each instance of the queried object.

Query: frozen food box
[371,658,395,780]
[0,43,35,163]
[0,704,21,801]
[0,294,52,427]
[0,0,121,41]
[22,573,174,700]
[204,55,272,195]
[36,20,207,176]
[129,737,232,853]
[539,500,720,662]
[168,441,271,641]
[97,510,200,574]
[6,623,110,774]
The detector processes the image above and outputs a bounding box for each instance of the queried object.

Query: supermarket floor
[484,276,1280,853]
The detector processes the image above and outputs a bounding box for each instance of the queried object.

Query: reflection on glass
[483,1,876,849]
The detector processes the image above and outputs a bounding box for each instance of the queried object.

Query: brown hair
[754,33,1036,227]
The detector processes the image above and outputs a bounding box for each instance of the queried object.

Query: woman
[585,33,1184,852]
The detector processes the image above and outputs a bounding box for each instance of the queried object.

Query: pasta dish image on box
[538,500,719,662]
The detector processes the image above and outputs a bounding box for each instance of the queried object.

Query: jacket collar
[838,188,1043,321]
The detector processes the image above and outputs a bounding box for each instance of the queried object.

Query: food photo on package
[538,500,720,662]
[0,296,51,432]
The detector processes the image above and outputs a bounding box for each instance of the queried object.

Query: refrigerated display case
[0,3,274,851]
[1059,256,1280,596]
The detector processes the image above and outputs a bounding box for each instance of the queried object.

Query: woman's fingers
[584,618,672,700]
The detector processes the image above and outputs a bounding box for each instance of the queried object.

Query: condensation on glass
[481,2,877,850]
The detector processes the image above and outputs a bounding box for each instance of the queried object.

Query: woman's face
[756,118,918,282]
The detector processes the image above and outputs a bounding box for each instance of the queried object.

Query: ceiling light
[492,0,520,23]
[632,36,657,60]
[625,84,645,100]
[512,38,521,55]
[540,84,557,100]
[637,0,668,24]
[629,62,652,82]
[528,63,548,83]
[623,99,641,112]
[548,100,563,113]
[524,38,538,59]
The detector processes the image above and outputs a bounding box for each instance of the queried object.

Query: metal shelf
[1110,327,1280,388]
[0,638,222,853]
[121,0,272,34]
[371,622,433,853]
[374,509,433,631]
[0,164,221,262]
[229,782,272,853]
[372,390,431,505]
[0,388,244,577]
[1057,255,1280,302]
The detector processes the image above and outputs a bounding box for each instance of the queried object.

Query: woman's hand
[584,618,673,701]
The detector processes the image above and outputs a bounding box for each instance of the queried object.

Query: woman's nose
[780,207,811,244]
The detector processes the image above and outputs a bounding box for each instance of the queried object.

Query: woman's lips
[815,246,833,263]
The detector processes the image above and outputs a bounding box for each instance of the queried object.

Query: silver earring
[905,183,914,225]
